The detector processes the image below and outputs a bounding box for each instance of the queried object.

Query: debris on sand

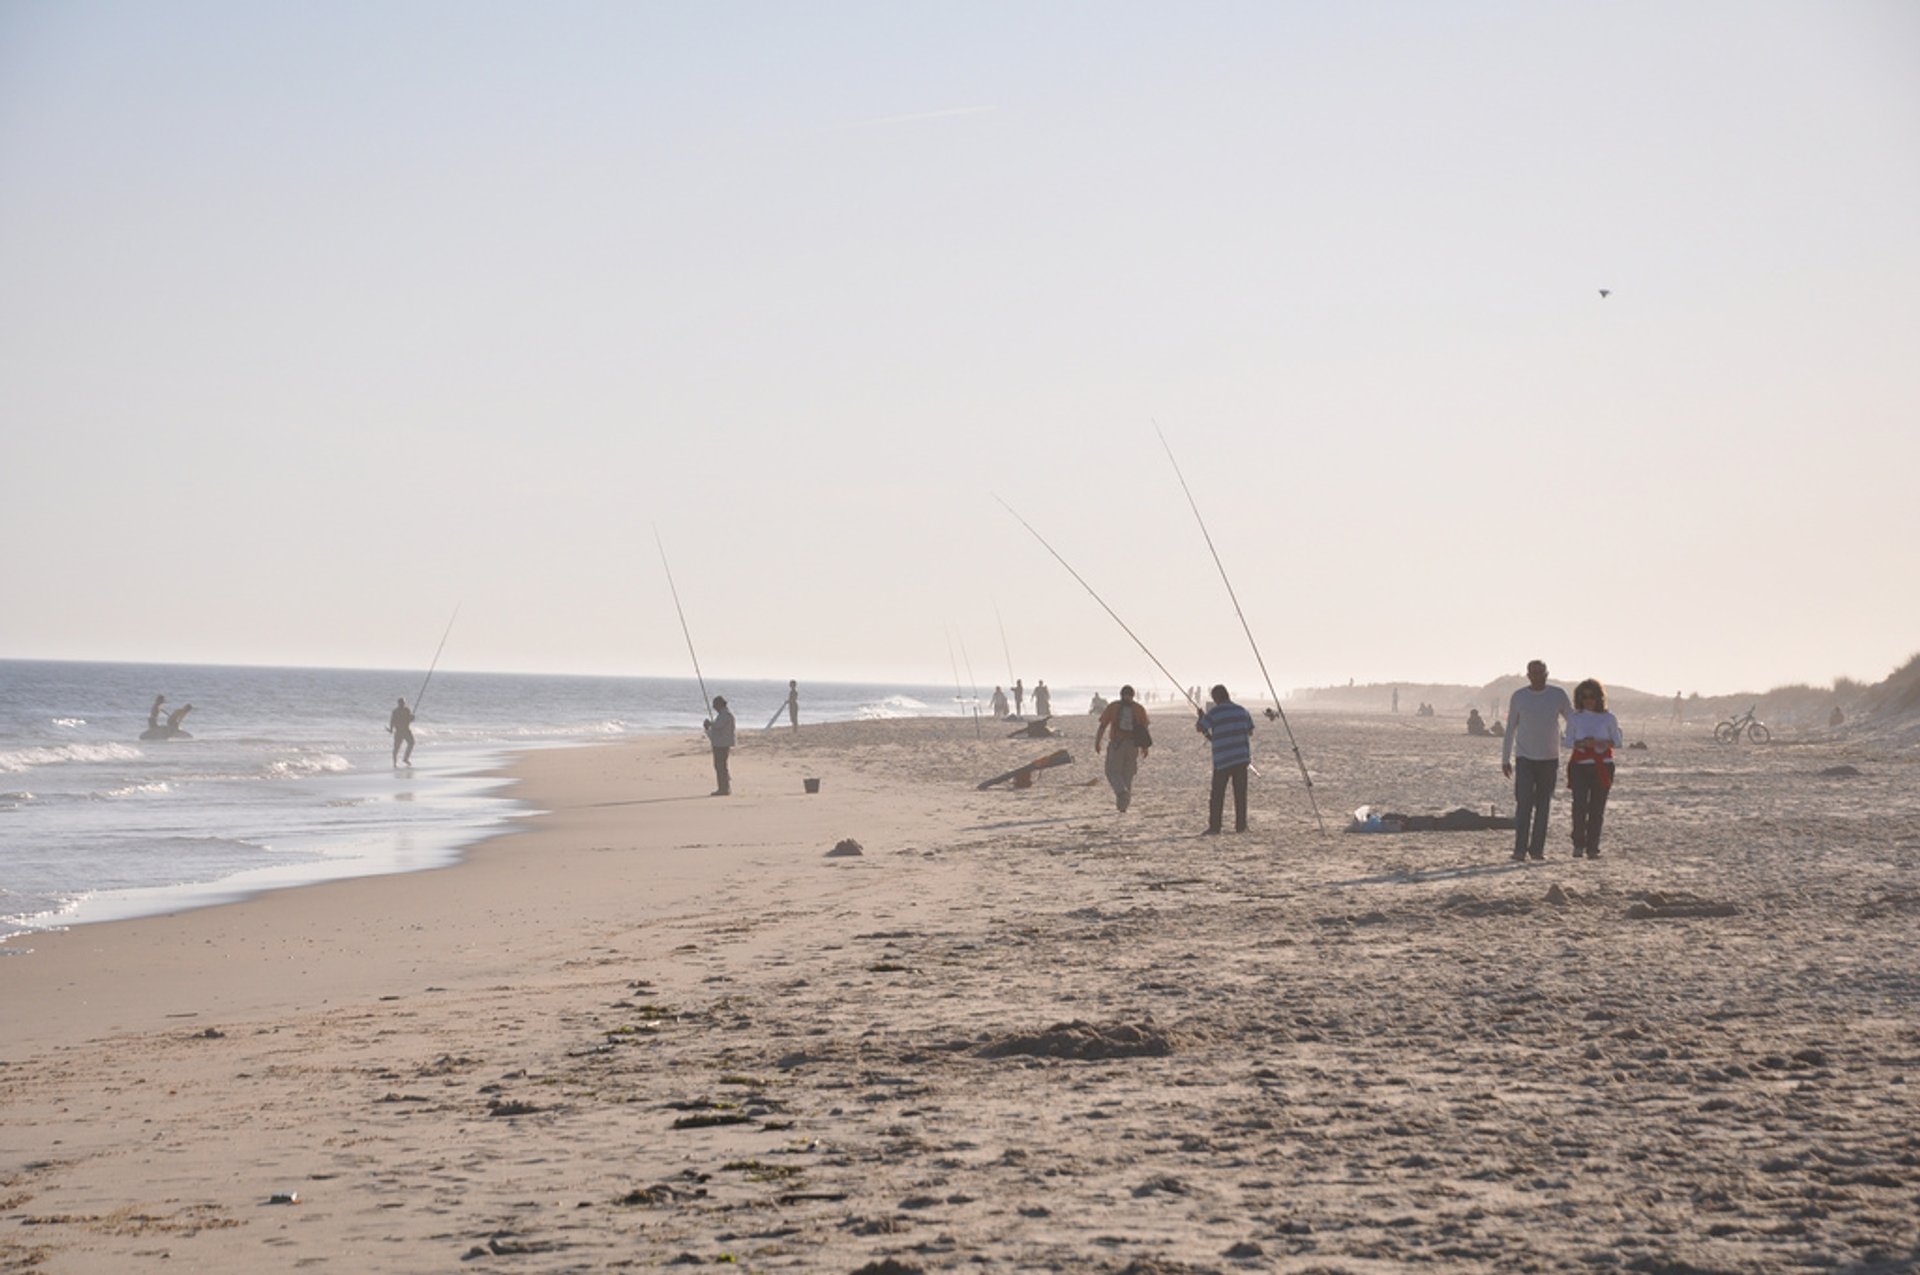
[827,839,864,857]
[975,1019,1181,1061]
[1626,893,1740,920]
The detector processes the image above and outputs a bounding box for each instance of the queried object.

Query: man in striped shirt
[1195,684,1256,834]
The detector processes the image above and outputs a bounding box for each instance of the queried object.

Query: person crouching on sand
[704,696,735,795]
[1094,685,1150,812]
[1565,678,1622,858]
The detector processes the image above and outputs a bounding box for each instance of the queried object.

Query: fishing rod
[992,599,1017,689]
[993,495,1204,716]
[412,603,461,714]
[956,630,985,739]
[1154,422,1329,836]
[653,525,712,717]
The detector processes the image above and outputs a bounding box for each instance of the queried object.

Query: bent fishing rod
[653,525,712,717]
[413,603,461,715]
[1155,422,1329,836]
[993,495,1204,717]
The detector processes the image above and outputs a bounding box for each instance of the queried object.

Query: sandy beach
[4,711,1918,1273]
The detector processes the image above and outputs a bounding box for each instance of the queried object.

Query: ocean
[0,660,1035,947]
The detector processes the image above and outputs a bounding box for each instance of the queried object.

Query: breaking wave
[0,742,143,774]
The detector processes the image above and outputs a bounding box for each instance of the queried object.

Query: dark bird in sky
[1599,289,1611,298]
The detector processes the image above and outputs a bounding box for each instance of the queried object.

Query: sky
[3,1,1916,698]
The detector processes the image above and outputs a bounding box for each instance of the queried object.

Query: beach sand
[4,712,1917,1272]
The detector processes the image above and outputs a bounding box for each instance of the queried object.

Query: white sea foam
[0,742,143,773]
[52,717,86,728]
[266,753,353,777]
[95,782,171,799]
[856,695,931,720]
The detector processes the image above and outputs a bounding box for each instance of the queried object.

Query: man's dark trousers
[711,746,731,795]
[1513,758,1557,858]
[1209,764,1249,833]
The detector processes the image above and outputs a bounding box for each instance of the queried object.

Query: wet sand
[3,712,1917,1272]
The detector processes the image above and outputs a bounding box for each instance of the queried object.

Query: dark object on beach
[1818,765,1862,778]
[1349,807,1515,833]
[803,777,821,793]
[977,1019,1179,1061]
[850,1260,926,1275]
[1007,717,1057,739]
[266,1192,299,1205]
[826,838,863,857]
[1627,740,1648,750]
[978,749,1073,790]
[1627,893,1740,920]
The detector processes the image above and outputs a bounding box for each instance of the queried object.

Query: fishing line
[653,525,711,716]
[413,603,461,714]
[1154,422,1329,836]
[993,495,1203,716]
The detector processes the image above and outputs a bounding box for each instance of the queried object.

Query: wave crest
[0,742,143,773]
[266,753,353,777]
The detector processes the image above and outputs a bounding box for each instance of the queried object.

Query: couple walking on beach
[1502,659,1622,860]
[1094,684,1257,835]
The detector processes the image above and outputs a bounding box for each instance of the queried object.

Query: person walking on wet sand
[704,695,736,795]
[388,697,415,766]
[1094,685,1151,812]
[1196,684,1255,834]
[785,680,800,732]
[1565,678,1622,858]
[1502,660,1572,861]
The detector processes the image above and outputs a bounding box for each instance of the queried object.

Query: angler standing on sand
[1093,685,1151,812]
[1196,684,1255,834]
[704,695,735,796]
[1502,659,1572,861]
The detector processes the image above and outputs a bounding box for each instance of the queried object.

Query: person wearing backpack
[1094,685,1152,812]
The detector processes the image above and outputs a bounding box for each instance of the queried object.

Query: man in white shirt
[1501,659,1573,861]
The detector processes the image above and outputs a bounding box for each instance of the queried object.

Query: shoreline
[4,713,1916,1271]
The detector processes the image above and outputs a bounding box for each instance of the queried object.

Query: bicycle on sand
[1714,705,1771,744]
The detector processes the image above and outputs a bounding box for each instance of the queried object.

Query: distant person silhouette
[148,695,166,731]
[1013,679,1025,717]
[1032,680,1051,718]
[165,704,193,734]
[1467,708,1488,736]
[990,686,1008,718]
[785,680,800,732]
[388,697,415,766]
[1671,692,1684,723]
[704,696,735,795]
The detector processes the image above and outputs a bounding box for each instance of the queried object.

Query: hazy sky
[3,1,1916,697]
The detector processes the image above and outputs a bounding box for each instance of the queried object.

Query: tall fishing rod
[956,630,985,739]
[653,525,711,717]
[412,603,461,714]
[993,495,1204,716]
[1154,422,1329,836]
[992,599,1017,689]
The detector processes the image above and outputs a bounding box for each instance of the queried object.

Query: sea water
[0,660,1031,945]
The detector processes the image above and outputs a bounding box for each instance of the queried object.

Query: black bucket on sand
[803,778,821,794]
